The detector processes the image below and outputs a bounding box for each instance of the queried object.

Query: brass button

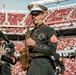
[33,37,35,39]
[44,60,46,62]
[34,33,37,35]
[44,46,47,49]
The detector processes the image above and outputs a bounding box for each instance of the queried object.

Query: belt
[30,53,49,58]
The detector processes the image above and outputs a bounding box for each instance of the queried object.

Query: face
[31,13,44,26]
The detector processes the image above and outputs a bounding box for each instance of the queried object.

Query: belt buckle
[32,53,35,57]
[30,53,35,58]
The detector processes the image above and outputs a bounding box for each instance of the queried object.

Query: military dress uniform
[0,31,17,75]
[0,42,16,75]
[26,24,58,75]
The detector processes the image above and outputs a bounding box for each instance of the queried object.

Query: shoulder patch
[50,34,58,43]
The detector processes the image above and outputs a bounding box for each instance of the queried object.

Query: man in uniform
[26,4,58,75]
[0,31,17,75]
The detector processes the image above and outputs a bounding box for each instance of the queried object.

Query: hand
[0,50,6,55]
[2,50,6,55]
[26,38,36,47]
[11,57,15,63]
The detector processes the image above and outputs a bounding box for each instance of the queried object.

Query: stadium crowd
[0,3,76,75]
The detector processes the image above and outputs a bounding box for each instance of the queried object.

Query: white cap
[28,4,47,12]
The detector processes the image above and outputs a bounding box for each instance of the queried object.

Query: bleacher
[0,3,76,75]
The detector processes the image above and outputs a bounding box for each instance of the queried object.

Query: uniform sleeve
[5,42,15,57]
[7,47,15,56]
[33,27,58,55]
[1,43,17,65]
[1,55,17,65]
[54,53,60,60]
[57,60,65,74]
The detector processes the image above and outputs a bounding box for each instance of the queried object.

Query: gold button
[44,60,46,62]
[33,37,35,39]
[44,46,47,49]
[40,46,42,47]
[34,33,37,35]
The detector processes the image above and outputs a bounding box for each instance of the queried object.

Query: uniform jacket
[30,24,57,55]
[27,24,58,75]
[0,42,16,75]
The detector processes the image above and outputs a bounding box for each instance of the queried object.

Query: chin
[33,22,37,25]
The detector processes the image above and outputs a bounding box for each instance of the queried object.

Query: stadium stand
[0,3,76,75]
